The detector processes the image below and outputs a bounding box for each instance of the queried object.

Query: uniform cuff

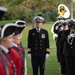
[28,48,31,54]
[46,48,50,54]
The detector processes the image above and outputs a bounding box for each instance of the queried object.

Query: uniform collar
[12,43,18,47]
[0,45,9,54]
[36,28,41,31]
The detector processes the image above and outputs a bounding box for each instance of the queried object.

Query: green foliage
[18,9,33,22]
[0,0,68,22]
[50,13,58,21]
[12,0,24,5]
[0,20,17,25]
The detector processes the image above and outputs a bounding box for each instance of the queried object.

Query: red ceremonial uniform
[18,43,25,75]
[9,48,22,75]
[1,52,14,75]
[0,22,18,75]
[14,20,26,75]
[0,60,5,75]
[0,52,9,75]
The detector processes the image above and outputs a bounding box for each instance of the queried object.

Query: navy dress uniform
[28,16,50,75]
[0,23,17,75]
[9,20,26,75]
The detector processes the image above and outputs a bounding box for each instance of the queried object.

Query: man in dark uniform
[51,17,68,75]
[63,20,75,75]
[51,16,64,62]
[28,16,50,75]
[58,21,69,75]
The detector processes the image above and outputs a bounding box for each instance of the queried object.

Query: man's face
[13,33,22,45]
[2,34,13,48]
[35,22,42,28]
[62,25,65,29]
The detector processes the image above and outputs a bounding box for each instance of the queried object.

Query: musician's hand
[65,25,69,30]
[68,34,75,39]
[60,26,63,31]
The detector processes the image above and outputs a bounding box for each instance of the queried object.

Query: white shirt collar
[0,45,9,54]
[36,28,41,31]
[12,43,18,47]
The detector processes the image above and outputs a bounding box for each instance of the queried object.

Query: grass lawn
[22,23,61,75]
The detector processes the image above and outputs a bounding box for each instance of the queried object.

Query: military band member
[51,16,69,75]
[28,16,50,75]
[0,23,17,75]
[9,20,26,75]
[62,20,75,75]
[51,16,64,62]
[58,21,68,75]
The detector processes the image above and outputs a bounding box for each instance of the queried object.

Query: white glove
[28,54,31,57]
[55,26,58,30]
[68,34,75,39]
[53,34,58,39]
[46,54,49,59]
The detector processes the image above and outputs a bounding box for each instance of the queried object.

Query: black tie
[37,29,40,33]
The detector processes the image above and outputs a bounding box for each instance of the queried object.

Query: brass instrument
[58,4,70,18]
[51,4,70,40]
[67,29,75,45]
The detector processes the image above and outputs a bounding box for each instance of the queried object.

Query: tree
[0,0,67,22]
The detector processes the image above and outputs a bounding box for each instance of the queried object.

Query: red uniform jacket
[1,52,14,75]
[0,60,5,75]
[9,48,22,75]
